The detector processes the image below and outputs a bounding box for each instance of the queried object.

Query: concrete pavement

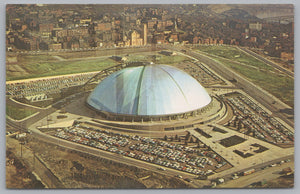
[189,124,294,180]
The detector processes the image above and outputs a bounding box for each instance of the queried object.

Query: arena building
[86,64,225,132]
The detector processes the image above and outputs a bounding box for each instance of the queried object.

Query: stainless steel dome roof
[87,64,211,116]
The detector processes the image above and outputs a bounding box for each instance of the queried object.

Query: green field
[17,55,60,63]
[218,58,294,107]
[193,45,294,107]
[196,45,273,70]
[7,58,118,81]
[7,51,190,81]
[6,104,38,120]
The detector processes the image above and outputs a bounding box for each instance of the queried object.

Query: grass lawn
[17,54,60,63]
[219,135,246,147]
[7,51,190,81]
[6,104,38,120]
[57,50,103,59]
[195,45,273,70]
[7,58,118,81]
[218,58,294,107]
[193,45,294,107]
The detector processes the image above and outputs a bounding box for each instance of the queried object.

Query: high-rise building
[143,23,147,45]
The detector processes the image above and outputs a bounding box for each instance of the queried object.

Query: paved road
[217,159,294,188]
[6,71,99,84]
[167,47,294,129]
[189,124,294,180]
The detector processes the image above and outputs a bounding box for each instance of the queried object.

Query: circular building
[87,64,212,122]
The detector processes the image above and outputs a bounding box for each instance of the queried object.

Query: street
[217,159,294,188]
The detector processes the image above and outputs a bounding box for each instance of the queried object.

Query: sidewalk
[188,124,294,179]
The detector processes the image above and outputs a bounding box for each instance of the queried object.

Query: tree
[190,137,194,143]
[185,131,191,140]
[238,120,242,131]
[175,134,178,141]
[170,136,174,141]
[164,135,168,141]
[233,120,237,127]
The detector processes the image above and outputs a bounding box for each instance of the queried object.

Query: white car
[158,167,166,171]
[232,175,239,180]
[175,175,183,178]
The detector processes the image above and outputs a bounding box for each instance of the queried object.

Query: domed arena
[87,64,211,120]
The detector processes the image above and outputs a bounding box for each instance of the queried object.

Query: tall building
[143,23,147,45]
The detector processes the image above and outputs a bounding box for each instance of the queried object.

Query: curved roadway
[166,45,294,129]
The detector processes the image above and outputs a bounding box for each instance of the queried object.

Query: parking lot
[222,92,294,147]
[6,73,97,99]
[173,61,225,87]
[49,122,232,176]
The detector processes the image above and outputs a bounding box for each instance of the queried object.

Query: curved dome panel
[87,64,211,116]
